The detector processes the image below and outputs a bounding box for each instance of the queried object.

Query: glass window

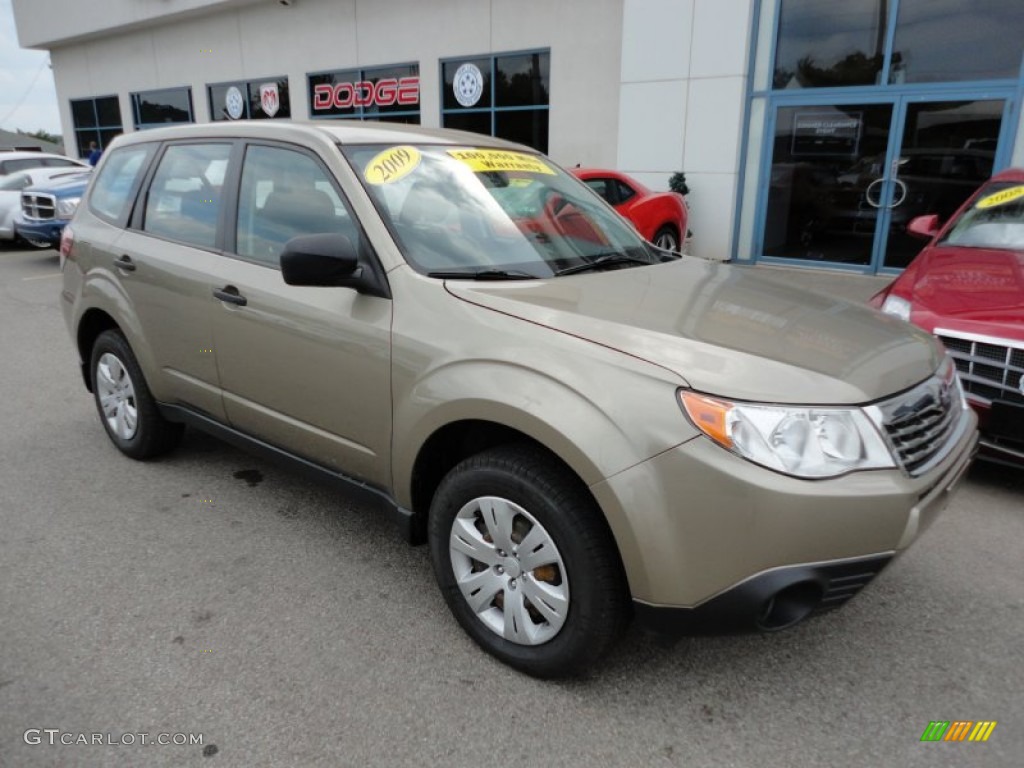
[309,64,420,122]
[0,173,31,191]
[42,158,83,168]
[891,0,1024,84]
[344,143,663,278]
[941,181,1024,250]
[132,87,193,129]
[441,51,550,152]
[235,145,355,266]
[774,0,886,88]
[143,144,231,248]
[70,96,123,158]
[616,180,636,204]
[4,158,43,173]
[495,53,550,107]
[89,145,153,223]
[208,78,290,121]
[584,178,612,202]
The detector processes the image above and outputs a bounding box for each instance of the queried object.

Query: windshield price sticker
[364,146,421,185]
[976,185,1024,209]
[447,149,555,175]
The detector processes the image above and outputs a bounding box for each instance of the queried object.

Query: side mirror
[906,214,940,240]
[280,233,388,298]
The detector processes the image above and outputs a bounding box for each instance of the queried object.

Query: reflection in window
[774,0,886,88]
[132,88,194,129]
[308,63,420,123]
[892,0,1024,84]
[89,145,153,223]
[208,78,290,121]
[236,146,353,266]
[441,51,550,153]
[70,96,123,159]
[143,144,231,248]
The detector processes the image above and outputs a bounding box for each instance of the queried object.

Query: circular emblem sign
[453,63,484,108]
[225,86,245,120]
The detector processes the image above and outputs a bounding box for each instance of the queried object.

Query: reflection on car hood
[909,245,1024,321]
[445,258,941,404]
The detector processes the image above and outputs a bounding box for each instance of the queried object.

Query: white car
[0,167,91,244]
[0,152,87,177]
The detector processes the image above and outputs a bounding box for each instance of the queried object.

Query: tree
[17,128,62,146]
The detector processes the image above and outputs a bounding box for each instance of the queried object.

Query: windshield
[940,181,1024,250]
[344,144,667,277]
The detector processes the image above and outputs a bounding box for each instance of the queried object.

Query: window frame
[206,77,291,122]
[69,95,124,160]
[439,48,551,152]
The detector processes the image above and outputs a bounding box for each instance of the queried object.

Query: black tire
[653,225,680,253]
[89,329,183,460]
[428,444,630,678]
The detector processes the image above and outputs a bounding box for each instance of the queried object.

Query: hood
[445,259,942,404]
[906,244,1024,322]
[25,175,90,196]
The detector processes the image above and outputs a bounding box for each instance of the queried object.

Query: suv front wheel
[428,445,629,678]
[90,330,183,459]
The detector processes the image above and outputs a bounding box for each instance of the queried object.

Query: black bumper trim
[633,553,895,636]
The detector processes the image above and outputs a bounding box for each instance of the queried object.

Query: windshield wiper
[554,252,652,277]
[427,269,539,280]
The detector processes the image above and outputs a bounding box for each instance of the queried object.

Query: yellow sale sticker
[447,149,555,175]
[364,145,421,185]
[976,185,1024,209]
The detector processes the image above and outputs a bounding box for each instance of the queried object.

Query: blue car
[15,172,91,249]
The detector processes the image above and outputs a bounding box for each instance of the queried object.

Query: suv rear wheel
[90,330,183,459]
[428,445,629,678]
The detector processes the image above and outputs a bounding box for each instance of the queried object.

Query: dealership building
[12,0,1024,272]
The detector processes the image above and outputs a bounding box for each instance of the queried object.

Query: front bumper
[591,408,978,630]
[14,215,66,248]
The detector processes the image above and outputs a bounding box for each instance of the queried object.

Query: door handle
[213,285,247,307]
[114,255,136,272]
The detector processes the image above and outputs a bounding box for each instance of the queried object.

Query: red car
[572,168,688,252]
[871,168,1024,467]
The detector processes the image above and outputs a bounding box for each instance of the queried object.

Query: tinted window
[615,180,636,204]
[235,145,355,266]
[496,52,550,107]
[5,159,43,173]
[43,158,82,168]
[208,78,290,122]
[90,145,153,223]
[584,178,612,202]
[892,0,1024,83]
[774,0,886,88]
[133,87,193,128]
[442,58,492,111]
[143,144,231,248]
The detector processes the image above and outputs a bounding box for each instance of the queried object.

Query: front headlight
[880,294,911,321]
[679,391,895,478]
[56,197,81,219]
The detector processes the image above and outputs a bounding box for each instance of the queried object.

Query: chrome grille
[937,330,1024,406]
[867,360,966,475]
[21,192,56,221]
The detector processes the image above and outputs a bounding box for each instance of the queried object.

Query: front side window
[941,182,1024,250]
[441,51,550,152]
[345,144,663,277]
[89,145,154,223]
[142,144,231,248]
[235,145,356,266]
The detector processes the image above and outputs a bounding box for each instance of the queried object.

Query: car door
[208,142,392,487]
[111,140,235,420]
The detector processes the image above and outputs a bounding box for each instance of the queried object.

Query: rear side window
[143,143,231,249]
[89,145,153,223]
[44,158,83,168]
[4,158,42,173]
[235,144,356,266]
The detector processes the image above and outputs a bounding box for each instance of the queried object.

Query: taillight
[59,225,74,270]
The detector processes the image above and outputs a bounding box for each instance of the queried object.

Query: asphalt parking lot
[1,244,1021,768]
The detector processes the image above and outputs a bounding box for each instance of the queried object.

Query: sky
[0,0,61,136]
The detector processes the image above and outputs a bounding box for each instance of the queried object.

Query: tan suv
[60,122,978,677]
